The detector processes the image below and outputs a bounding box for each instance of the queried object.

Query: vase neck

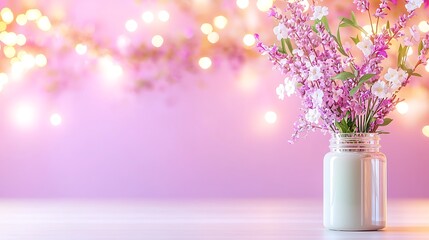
[329,133,380,152]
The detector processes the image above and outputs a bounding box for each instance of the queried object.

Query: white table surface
[0,199,428,239]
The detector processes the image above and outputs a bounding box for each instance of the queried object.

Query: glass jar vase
[323,133,387,231]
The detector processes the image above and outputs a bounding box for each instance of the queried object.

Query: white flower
[356,38,374,57]
[305,108,321,124]
[273,23,288,41]
[405,0,423,12]
[308,65,322,81]
[397,68,408,83]
[292,49,304,57]
[284,78,298,96]
[388,84,400,93]
[384,68,398,82]
[276,84,285,100]
[384,68,407,89]
[311,6,329,21]
[384,68,399,82]
[311,89,324,107]
[371,80,389,98]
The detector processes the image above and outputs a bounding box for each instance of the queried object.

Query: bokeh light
[13,103,37,128]
[207,32,220,44]
[418,21,429,33]
[21,53,36,69]
[236,0,250,9]
[26,9,42,21]
[264,111,277,124]
[152,35,164,48]
[50,113,62,126]
[407,48,413,56]
[0,22,6,31]
[37,16,51,31]
[257,0,274,12]
[201,23,213,35]
[2,32,17,46]
[117,35,130,50]
[75,43,88,55]
[0,72,9,91]
[125,19,138,32]
[1,8,14,24]
[243,34,256,46]
[213,16,228,29]
[4,46,16,58]
[396,102,409,115]
[35,54,47,67]
[362,24,375,37]
[423,126,429,138]
[16,14,28,26]
[16,34,26,46]
[198,57,212,69]
[99,56,124,80]
[10,61,26,79]
[158,10,170,22]
[142,11,154,23]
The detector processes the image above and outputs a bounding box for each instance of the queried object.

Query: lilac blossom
[353,0,370,12]
[374,0,390,18]
[256,0,429,142]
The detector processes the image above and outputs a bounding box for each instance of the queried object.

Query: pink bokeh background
[0,0,427,199]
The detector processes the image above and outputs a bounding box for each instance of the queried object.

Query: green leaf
[351,11,357,24]
[397,44,403,67]
[280,39,287,54]
[339,18,354,28]
[379,118,393,126]
[418,41,424,56]
[335,121,347,133]
[348,73,375,96]
[351,34,360,44]
[332,71,355,80]
[358,74,375,84]
[334,26,348,56]
[337,46,348,56]
[349,85,360,96]
[285,38,293,54]
[411,72,423,77]
[398,45,409,68]
[340,12,368,35]
[311,25,318,33]
[321,16,331,33]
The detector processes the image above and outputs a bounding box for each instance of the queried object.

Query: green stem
[281,39,286,54]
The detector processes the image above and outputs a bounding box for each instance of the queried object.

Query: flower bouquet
[256,0,427,143]
[256,0,427,230]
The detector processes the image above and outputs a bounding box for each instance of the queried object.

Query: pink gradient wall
[0,63,428,198]
[0,0,427,198]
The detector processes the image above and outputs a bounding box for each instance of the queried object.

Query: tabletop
[0,199,428,239]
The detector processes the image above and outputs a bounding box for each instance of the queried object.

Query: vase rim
[331,133,380,138]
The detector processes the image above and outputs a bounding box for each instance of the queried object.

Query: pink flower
[404,25,420,46]
[353,0,370,12]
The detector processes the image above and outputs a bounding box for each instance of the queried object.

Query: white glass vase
[323,133,387,231]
